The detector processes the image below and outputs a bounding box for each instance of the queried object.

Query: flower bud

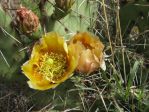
[15,7,39,34]
[55,0,75,11]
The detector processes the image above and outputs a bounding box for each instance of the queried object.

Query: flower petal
[42,32,68,54]
[22,60,43,82]
[27,80,58,90]
[68,32,105,74]
[77,49,99,74]
[53,43,78,83]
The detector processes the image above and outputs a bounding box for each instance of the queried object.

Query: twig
[115,0,126,83]
[101,0,115,66]
[0,92,14,100]
[38,0,48,33]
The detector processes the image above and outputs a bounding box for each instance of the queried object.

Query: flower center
[38,52,67,82]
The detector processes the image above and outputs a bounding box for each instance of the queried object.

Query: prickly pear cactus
[0,0,98,78]
[22,0,97,37]
[0,6,26,79]
[0,0,99,110]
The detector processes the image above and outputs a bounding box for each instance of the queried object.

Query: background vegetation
[0,0,149,111]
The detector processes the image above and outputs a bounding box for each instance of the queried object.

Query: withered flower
[69,32,106,74]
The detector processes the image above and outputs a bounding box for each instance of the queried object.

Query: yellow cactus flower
[69,32,105,74]
[22,32,77,90]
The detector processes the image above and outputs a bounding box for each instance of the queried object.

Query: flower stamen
[37,52,67,82]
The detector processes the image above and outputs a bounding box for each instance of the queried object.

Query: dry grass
[0,0,149,112]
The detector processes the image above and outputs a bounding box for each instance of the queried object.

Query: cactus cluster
[0,0,98,79]
[0,0,102,110]
[0,0,149,111]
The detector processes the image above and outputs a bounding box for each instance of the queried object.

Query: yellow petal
[77,49,99,74]
[42,32,68,54]
[70,32,104,50]
[22,60,59,90]
[27,80,58,90]
[31,32,67,57]
[22,61,42,83]
[69,32,105,74]
[52,43,78,83]
[68,41,85,60]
